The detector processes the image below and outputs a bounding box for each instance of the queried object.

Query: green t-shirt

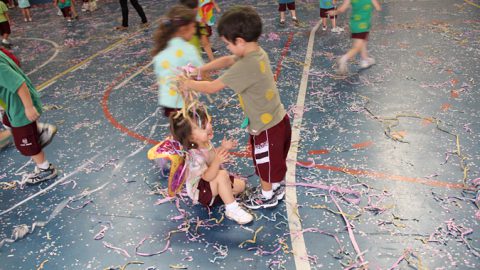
[220,48,286,135]
[0,2,8,23]
[0,51,43,127]
[350,0,373,33]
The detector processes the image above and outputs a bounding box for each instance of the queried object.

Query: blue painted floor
[1,0,479,269]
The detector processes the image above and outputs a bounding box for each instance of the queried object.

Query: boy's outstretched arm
[184,78,226,94]
[372,0,381,11]
[199,55,236,73]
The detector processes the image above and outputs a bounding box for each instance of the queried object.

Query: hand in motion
[221,137,238,150]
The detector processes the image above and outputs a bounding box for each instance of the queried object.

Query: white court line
[21,38,61,76]
[286,20,321,270]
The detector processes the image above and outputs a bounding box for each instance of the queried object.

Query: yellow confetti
[239,226,263,248]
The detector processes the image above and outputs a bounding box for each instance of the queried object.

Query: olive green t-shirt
[220,48,286,135]
[0,51,43,127]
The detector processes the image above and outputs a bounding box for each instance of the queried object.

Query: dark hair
[217,6,262,44]
[169,107,209,150]
[151,5,196,56]
[179,0,198,9]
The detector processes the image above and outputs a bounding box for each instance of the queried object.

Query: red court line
[101,34,468,190]
[297,161,470,190]
[103,32,295,147]
[101,61,160,146]
[274,32,295,81]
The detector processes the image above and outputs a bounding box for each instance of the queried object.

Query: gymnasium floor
[0,0,479,269]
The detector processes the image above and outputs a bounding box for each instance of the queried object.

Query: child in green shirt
[0,51,58,184]
[0,0,11,46]
[329,0,381,74]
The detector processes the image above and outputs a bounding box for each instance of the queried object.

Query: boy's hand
[24,106,40,122]
[214,148,230,164]
[177,75,190,90]
[221,137,238,150]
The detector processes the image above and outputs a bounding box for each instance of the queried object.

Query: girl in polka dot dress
[152,5,203,117]
[328,0,381,74]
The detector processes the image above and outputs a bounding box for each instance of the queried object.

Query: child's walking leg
[359,41,375,68]
[279,4,286,24]
[337,38,363,74]
[26,8,32,21]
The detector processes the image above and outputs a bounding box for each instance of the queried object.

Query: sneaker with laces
[360,57,376,69]
[246,184,285,200]
[244,191,279,210]
[26,164,58,184]
[322,25,327,31]
[274,184,286,200]
[37,123,57,149]
[225,206,253,224]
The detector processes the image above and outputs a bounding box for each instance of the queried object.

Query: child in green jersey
[329,0,381,74]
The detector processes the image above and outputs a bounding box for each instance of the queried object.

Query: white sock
[262,189,274,200]
[272,183,281,191]
[37,160,50,170]
[225,201,239,212]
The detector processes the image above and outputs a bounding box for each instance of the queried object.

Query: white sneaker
[57,9,63,16]
[24,18,28,22]
[81,3,88,12]
[337,57,348,74]
[336,27,345,32]
[322,25,327,31]
[2,39,10,45]
[360,57,376,69]
[37,123,57,148]
[225,206,253,225]
[28,18,32,22]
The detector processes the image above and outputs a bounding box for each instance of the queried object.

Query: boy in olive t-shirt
[0,51,58,184]
[183,6,291,210]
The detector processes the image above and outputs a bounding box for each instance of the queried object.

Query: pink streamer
[135,236,171,257]
[155,197,175,205]
[94,225,109,240]
[330,189,365,264]
[102,241,131,257]
[387,247,412,270]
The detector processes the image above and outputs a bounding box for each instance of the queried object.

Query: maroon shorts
[197,175,234,207]
[2,114,42,156]
[279,2,295,12]
[351,32,369,40]
[250,115,291,184]
[0,21,11,35]
[320,8,336,19]
[61,7,71,18]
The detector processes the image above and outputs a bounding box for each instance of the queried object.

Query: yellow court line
[36,28,149,91]
[465,0,480,8]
